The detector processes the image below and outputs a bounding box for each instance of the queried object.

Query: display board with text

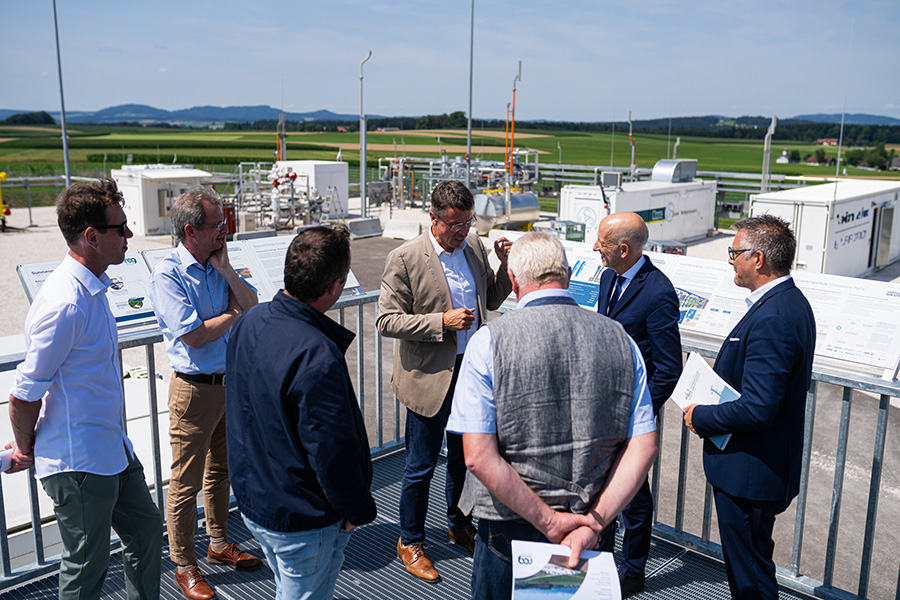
[18,237,362,334]
[488,229,900,380]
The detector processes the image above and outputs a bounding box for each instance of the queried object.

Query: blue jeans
[399,356,470,545]
[243,516,351,600]
[472,518,549,600]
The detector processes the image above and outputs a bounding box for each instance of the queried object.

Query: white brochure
[512,540,621,600]
[671,352,740,450]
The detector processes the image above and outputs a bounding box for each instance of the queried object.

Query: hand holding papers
[512,540,621,600]
[672,353,740,450]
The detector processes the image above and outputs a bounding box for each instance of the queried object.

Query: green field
[1,124,897,207]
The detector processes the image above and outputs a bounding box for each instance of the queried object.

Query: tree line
[6,109,899,147]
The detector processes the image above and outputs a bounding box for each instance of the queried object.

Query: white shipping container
[559,179,717,243]
[750,180,900,277]
[112,165,212,236]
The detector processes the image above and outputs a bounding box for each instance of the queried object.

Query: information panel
[19,235,363,334]
[143,238,362,303]
[487,229,900,377]
[17,253,157,326]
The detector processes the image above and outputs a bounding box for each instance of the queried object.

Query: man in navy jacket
[685,214,815,600]
[226,225,377,600]
[594,212,682,597]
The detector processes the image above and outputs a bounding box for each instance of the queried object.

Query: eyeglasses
[727,246,757,260]
[92,220,129,236]
[437,214,477,233]
[205,219,228,233]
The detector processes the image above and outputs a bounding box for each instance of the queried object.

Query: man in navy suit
[594,212,682,597]
[685,214,815,600]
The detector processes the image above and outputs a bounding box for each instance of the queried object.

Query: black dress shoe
[619,572,645,598]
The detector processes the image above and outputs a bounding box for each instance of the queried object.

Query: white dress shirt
[428,227,478,355]
[745,274,792,308]
[11,253,133,479]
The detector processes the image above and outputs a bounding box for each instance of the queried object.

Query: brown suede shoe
[207,543,263,569]
[174,566,215,600]
[448,525,477,555]
[397,538,440,582]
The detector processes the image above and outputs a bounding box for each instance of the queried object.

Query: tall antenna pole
[53,0,71,187]
[466,0,475,189]
[761,116,777,193]
[509,61,522,176]
[628,111,636,179]
[835,11,855,192]
[359,51,372,218]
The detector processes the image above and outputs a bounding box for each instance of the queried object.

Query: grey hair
[733,214,796,274]
[171,187,221,242]
[507,232,569,288]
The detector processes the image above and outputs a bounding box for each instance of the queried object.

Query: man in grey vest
[447,232,659,600]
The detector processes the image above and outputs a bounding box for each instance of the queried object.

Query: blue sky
[3,0,898,122]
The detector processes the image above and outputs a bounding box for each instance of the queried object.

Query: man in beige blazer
[377,180,512,583]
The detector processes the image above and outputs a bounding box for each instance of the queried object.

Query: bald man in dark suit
[594,212,682,597]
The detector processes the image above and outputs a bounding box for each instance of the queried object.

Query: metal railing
[1,292,897,599]
[0,290,398,588]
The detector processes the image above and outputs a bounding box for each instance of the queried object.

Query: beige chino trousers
[166,375,230,566]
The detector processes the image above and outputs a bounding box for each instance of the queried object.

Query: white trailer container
[274,160,348,218]
[112,165,211,235]
[559,159,716,243]
[750,180,900,277]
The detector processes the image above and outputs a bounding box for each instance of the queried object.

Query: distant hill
[793,113,900,126]
[1,110,55,125]
[2,105,898,129]
[0,104,374,125]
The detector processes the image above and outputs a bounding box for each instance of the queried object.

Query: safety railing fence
[650,340,900,600]
[0,291,399,588]
[1,293,898,600]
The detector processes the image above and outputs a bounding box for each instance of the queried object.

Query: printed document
[671,352,740,450]
[512,540,621,600]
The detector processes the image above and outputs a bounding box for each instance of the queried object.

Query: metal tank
[473,192,540,235]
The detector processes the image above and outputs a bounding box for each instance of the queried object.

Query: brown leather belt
[175,372,226,386]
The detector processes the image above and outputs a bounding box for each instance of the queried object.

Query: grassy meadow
[1,123,897,207]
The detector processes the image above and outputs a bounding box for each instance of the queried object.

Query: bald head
[593,212,649,274]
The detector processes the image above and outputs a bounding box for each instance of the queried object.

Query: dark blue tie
[607,275,626,315]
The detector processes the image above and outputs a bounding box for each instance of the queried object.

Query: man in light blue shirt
[8,179,162,600]
[447,232,659,600]
[148,187,259,600]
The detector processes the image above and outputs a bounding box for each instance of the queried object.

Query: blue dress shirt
[148,244,230,374]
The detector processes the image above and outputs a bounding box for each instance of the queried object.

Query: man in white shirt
[376,180,512,582]
[7,178,163,600]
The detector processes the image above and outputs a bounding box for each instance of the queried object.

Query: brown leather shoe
[207,543,263,569]
[174,566,215,600]
[397,538,440,582]
[448,525,477,555]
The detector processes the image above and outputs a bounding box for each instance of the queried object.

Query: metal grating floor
[1,450,814,599]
